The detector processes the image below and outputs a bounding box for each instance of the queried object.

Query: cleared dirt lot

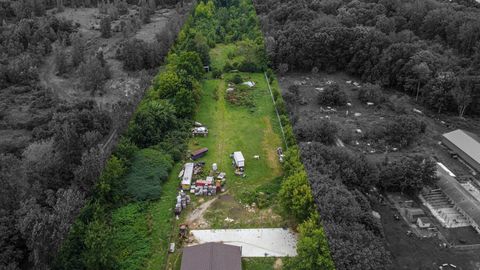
[278,71,480,270]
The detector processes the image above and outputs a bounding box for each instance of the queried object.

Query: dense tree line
[254,0,480,116]
[0,1,191,268]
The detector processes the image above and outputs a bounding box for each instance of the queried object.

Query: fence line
[264,72,288,150]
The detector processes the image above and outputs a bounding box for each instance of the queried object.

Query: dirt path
[215,81,228,169]
[186,197,218,228]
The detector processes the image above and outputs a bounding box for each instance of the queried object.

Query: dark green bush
[123,149,173,201]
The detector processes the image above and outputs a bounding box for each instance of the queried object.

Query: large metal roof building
[442,129,480,172]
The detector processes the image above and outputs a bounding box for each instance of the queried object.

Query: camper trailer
[233,151,245,169]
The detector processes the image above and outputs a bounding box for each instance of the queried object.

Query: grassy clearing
[164,44,288,269]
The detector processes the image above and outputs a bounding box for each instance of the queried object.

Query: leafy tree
[384,115,426,147]
[127,100,177,148]
[168,51,204,80]
[284,214,335,270]
[79,57,111,95]
[279,170,315,222]
[100,17,111,38]
[55,46,68,75]
[71,33,85,67]
[154,70,183,98]
[173,87,196,117]
[453,76,475,117]
[379,155,437,194]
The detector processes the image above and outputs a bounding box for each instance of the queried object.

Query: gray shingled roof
[181,242,242,270]
[442,129,480,166]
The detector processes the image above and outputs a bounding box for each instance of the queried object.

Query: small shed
[417,217,432,228]
[181,242,242,270]
[192,148,208,160]
[404,208,425,223]
[181,163,194,190]
[233,151,245,168]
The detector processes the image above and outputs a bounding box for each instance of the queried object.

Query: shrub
[123,149,173,201]
[358,83,385,104]
[294,119,338,145]
[211,69,222,79]
[231,74,243,84]
[318,83,348,106]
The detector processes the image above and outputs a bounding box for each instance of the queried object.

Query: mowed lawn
[191,73,283,197]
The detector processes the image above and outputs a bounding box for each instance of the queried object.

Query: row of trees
[254,0,480,116]
[53,0,263,268]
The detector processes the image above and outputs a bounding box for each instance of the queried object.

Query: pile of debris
[192,122,208,137]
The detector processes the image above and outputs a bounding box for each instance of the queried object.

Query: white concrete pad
[190,228,298,257]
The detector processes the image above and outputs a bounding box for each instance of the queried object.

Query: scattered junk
[277,147,285,163]
[194,121,204,127]
[346,102,352,106]
[232,151,245,176]
[181,163,194,191]
[315,87,325,93]
[174,190,191,218]
[353,82,360,87]
[212,163,218,172]
[355,129,362,134]
[191,147,208,160]
[253,155,260,160]
[169,243,175,253]
[367,102,374,106]
[372,211,381,219]
[346,80,352,84]
[224,217,234,223]
[227,87,235,93]
[354,112,362,117]
[325,80,334,85]
[217,172,226,180]
[413,108,423,114]
[179,224,189,239]
[193,162,205,175]
[243,81,256,88]
[192,126,209,137]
